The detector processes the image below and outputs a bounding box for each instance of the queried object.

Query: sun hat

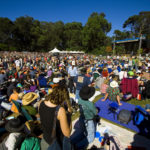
[5,117,24,132]
[79,85,95,100]
[53,78,60,84]
[22,92,38,105]
[11,78,16,82]
[17,83,23,88]
[136,70,141,74]
[110,81,119,88]
[128,71,134,76]
[48,66,52,69]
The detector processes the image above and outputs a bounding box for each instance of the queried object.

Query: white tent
[49,47,61,53]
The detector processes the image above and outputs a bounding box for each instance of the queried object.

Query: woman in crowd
[39,85,72,150]
[102,80,122,105]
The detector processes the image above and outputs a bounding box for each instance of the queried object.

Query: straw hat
[110,81,119,88]
[22,92,38,105]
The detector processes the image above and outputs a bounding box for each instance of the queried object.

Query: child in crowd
[100,79,109,96]
[9,87,19,113]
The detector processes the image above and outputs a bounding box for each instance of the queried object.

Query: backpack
[20,137,41,150]
[134,106,149,125]
[117,109,132,124]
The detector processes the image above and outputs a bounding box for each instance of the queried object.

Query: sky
[0,0,150,36]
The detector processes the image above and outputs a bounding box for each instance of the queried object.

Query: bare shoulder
[58,107,66,114]
[58,107,66,120]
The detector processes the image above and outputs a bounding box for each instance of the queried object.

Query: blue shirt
[74,75,91,90]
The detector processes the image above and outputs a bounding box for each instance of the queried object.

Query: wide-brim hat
[53,78,60,83]
[79,86,95,100]
[22,92,38,105]
[128,71,134,76]
[110,81,119,88]
[5,118,24,132]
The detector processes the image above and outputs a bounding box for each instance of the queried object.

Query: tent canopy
[49,47,60,53]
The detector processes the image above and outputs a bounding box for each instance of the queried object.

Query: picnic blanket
[95,98,139,132]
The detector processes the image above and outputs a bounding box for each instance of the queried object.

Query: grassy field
[128,98,150,107]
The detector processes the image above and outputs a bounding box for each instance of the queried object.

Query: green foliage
[113,30,131,40]
[0,11,150,53]
[82,12,111,52]
[115,45,125,55]
[63,22,83,50]
[0,43,9,51]
[137,48,143,55]
[123,11,150,39]
[0,13,112,52]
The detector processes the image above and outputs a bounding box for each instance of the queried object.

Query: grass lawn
[128,98,150,108]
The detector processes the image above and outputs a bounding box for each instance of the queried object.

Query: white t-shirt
[119,71,127,80]
[124,64,128,68]
[113,69,119,75]
[15,60,20,67]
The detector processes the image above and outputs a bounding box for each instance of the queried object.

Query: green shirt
[106,86,120,101]
[78,98,97,120]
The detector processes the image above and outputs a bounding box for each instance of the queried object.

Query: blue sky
[0,0,150,36]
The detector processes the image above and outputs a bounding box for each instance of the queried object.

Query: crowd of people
[0,51,150,150]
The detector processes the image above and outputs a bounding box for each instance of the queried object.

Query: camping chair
[93,72,100,80]
[108,102,119,119]
[12,100,33,121]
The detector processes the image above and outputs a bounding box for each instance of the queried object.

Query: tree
[0,17,14,50]
[13,16,35,51]
[113,30,131,40]
[63,22,83,50]
[82,12,111,53]
[105,46,112,53]
[123,11,150,38]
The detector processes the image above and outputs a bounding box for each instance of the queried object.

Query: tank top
[39,101,62,145]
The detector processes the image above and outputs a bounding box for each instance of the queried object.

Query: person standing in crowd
[0,70,7,84]
[74,68,92,103]
[39,86,72,150]
[15,58,21,71]
[72,86,97,149]
[68,61,78,93]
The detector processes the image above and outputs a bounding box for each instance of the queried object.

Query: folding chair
[12,100,33,121]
